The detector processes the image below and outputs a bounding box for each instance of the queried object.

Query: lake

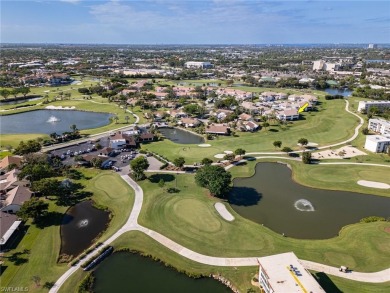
[60,200,110,257]
[93,252,231,293]
[159,127,205,144]
[229,162,390,239]
[0,109,113,134]
[323,88,353,97]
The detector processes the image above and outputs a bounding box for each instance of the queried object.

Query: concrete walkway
[300,260,390,283]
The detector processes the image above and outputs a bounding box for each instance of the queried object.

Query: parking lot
[49,138,139,172]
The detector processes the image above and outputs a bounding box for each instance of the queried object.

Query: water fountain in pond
[294,199,315,212]
[47,115,60,123]
[78,219,89,228]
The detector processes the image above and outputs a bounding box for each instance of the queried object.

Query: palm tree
[125,116,130,124]
[70,124,78,133]
[114,116,119,124]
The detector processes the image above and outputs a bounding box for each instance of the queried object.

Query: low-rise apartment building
[364,135,390,153]
[358,100,390,113]
[368,118,390,135]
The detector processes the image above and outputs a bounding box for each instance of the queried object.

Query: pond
[0,97,42,105]
[159,127,204,144]
[60,200,110,257]
[0,109,113,134]
[93,252,230,293]
[229,163,390,239]
[323,88,352,97]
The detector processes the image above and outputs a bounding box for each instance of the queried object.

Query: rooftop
[258,252,325,293]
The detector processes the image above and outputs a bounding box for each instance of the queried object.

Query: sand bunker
[357,180,390,189]
[214,154,225,159]
[224,150,233,154]
[45,105,76,110]
[198,144,211,147]
[312,145,366,160]
[214,203,235,221]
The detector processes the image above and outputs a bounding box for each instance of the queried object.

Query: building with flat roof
[185,61,213,69]
[258,252,325,293]
[358,101,390,113]
[364,135,390,153]
[368,118,390,135]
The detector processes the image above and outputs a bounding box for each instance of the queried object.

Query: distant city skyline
[1,0,390,44]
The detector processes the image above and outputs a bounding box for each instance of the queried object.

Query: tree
[201,158,213,166]
[224,153,236,162]
[17,198,49,222]
[130,156,149,180]
[173,157,185,168]
[195,165,232,198]
[362,127,369,135]
[262,122,269,130]
[90,157,103,168]
[31,178,61,197]
[234,148,246,158]
[19,87,30,97]
[125,115,130,124]
[70,124,78,133]
[14,140,42,155]
[273,141,282,149]
[282,146,293,153]
[0,89,11,100]
[158,179,165,188]
[114,115,119,124]
[302,152,312,164]
[298,138,309,147]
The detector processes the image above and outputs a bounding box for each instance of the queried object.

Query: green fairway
[0,133,49,150]
[1,169,134,292]
[142,98,359,164]
[137,173,390,272]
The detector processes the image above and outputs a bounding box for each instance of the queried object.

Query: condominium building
[368,118,390,135]
[184,61,213,69]
[364,135,390,153]
[358,101,390,113]
[258,252,325,293]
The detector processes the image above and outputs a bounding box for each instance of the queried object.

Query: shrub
[360,216,386,223]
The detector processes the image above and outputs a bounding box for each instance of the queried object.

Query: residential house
[276,109,300,121]
[241,101,259,114]
[0,185,32,213]
[205,124,230,135]
[179,117,201,128]
[0,155,23,174]
[0,212,22,247]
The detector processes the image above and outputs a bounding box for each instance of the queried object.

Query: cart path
[49,173,390,293]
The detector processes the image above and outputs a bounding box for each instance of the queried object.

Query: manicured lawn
[142,98,359,164]
[313,272,390,293]
[1,169,134,292]
[0,134,49,150]
[137,173,390,272]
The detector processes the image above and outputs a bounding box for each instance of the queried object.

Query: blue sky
[1,0,389,44]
